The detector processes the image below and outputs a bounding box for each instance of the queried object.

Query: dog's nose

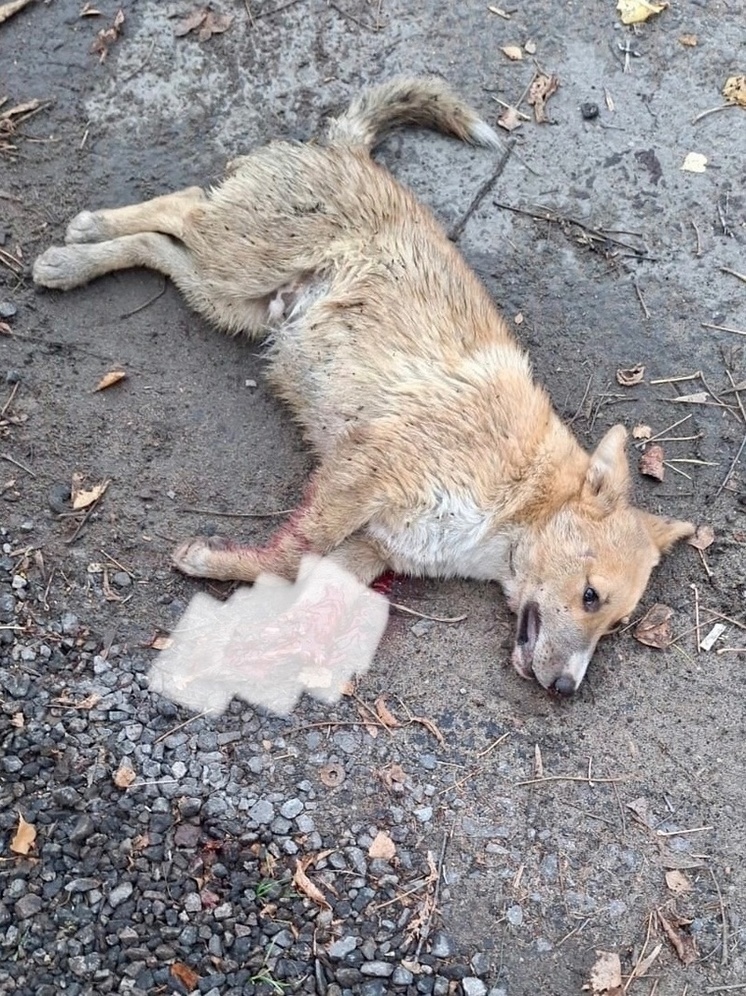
[552,675,576,697]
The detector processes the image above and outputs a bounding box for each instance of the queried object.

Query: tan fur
[33,78,695,694]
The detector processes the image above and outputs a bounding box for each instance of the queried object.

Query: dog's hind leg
[65,187,206,245]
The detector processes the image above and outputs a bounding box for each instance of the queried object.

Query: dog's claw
[172,535,231,577]
[65,210,107,244]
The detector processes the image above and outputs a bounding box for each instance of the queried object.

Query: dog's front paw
[65,210,108,244]
[33,246,89,290]
[172,535,232,578]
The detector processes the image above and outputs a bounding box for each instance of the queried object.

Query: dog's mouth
[512,600,540,680]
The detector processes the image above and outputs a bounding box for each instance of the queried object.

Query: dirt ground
[1,1,745,994]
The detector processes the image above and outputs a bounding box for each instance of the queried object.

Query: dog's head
[508,425,694,695]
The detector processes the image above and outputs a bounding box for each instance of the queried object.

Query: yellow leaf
[723,75,746,107]
[10,812,36,855]
[501,44,523,61]
[94,369,126,392]
[616,0,668,24]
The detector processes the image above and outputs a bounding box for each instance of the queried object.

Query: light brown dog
[33,78,695,695]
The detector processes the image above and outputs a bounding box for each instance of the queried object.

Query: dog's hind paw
[32,246,90,290]
[172,536,232,578]
[65,210,108,244]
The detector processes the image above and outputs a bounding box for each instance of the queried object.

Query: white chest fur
[366,492,513,582]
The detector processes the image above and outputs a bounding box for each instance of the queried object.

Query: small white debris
[699,623,726,652]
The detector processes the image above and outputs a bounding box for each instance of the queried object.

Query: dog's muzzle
[511,601,578,696]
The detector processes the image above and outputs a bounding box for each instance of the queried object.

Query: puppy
[33,78,694,695]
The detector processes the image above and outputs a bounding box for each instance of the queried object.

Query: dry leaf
[0,321,12,336]
[632,424,652,439]
[10,812,36,855]
[357,705,379,738]
[514,312,524,325]
[626,797,653,827]
[293,858,330,909]
[678,33,697,46]
[687,523,714,551]
[95,369,126,392]
[149,630,173,651]
[589,950,623,994]
[11,712,24,728]
[374,695,401,729]
[639,444,665,481]
[80,2,101,14]
[497,105,523,132]
[411,715,446,745]
[629,942,662,981]
[723,75,746,107]
[90,7,125,62]
[113,763,136,789]
[616,0,668,24]
[665,869,692,895]
[658,911,698,965]
[699,622,726,652]
[528,73,560,124]
[633,603,674,649]
[501,44,523,61]
[71,476,109,511]
[672,391,709,403]
[368,830,396,860]
[319,762,345,788]
[171,963,199,990]
[681,153,707,173]
[616,365,645,386]
[0,0,34,26]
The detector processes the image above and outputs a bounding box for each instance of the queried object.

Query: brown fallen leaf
[71,475,109,511]
[616,0,668,24]
[678,33,697,46]
[293,858,330,909]
[528,73,560,124]
[632,424,652,440]
[148,630,173,651]
[357,705,379,738]
[375,695,401,729]
[410,715,445,746]
[319,762,345,788]
[0,321,11,335]
[658,910,698,965]
[616,364,645,386]
[368,830,396,860]
[11,712,24,729]
[633,603,674,649]
[10,812,36,855]
[113,763,136,789]
[380,762,407,792]
[171,963,199,990]
[628,942,662,982]
[687,523,714,551]
[588,949,623,995]
[501,44,523,61]
[90,7,124,62]
[174,7,233,42]
[665,869,692,895]
[497,105,523,132]
[671,391,710,404]
[0,0,34,26]
[626,797,653,828]
[94,369,126,392]
[639,443,665,481]
[723,75,746,108]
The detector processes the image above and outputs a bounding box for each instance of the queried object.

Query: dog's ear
[583,425,630,508]
[638,511,696,553]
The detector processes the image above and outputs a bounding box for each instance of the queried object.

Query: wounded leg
[65,187,206,244]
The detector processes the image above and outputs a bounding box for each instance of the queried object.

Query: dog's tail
[324,77,501,152]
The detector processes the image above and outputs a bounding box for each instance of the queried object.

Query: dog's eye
[583,586,600,611]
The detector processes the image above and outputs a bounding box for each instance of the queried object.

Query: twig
[691,219,702,256]
[414,830,450,960]
[100,549,135,577]
[448,139,516,242]
[568,371,593,425]
[121,37,156,83]
[725,370,746,424]
[709,866,729,966]
[664,462,692,480]
[650,373,700,384]
[0,247,23,273]
[178,505,294,518]
[716,647,746,654]
[633,278,650,319]
[118,280,166,319]
[692,584,701,652]
[491,96,531,121]
[656,825,713,837]
[493,201,651,258]
[1,381,19,417]
[715,430,746,498]
[328,2,376,30]
[703,322,746,337]
[154,710,212,744]
[721,267,746,284]
[516,773,631,787]
[692,103,741,124]
[390,602,467,624]
[1,452,35,477]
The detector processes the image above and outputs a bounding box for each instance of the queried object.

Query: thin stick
[633,278,650,319]
[697,546,713,578]
[390,602,467,624]
[650,373,700,385]
[709,866,729,966]
[154,710,212,744]
[692,584,701,652]
[100,549,135,577]
[715,430,746,498]
[568,371,593,425]
[691,103,740,124]
[178,505,294,518]
[118,280,166,319]
[663,462,692,480]
[702,608,746,632]
[691,219,702,256]
[516,774,630,787]
[1,452,35,477]
[721,267,746,284]
[716,647,746,654]
[449,139,516,242]
[725,370,746,424]
[703,322,746,337]
[656,825,713,837]
[1,381,19,417]
[491,96,531,121]
[120,37,156,83]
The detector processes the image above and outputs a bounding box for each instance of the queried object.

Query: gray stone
[470,952,490,975]
[15,894,43,919]
[60,611,79,635]
[393,967,415,984]
[108,881,134,908]
[296,813,315,833]
[506,904,523,926]
[361,961,394,977]
[280,798,304,819]
[248,799,275,824]
[68,954,101,976]
[213,902,233,919]
[0,591,16,623]
[0,302,17,318]
[463,979,487,996]
[329,935,358,959]
[430,932,458,957]
[414,806,433,823]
